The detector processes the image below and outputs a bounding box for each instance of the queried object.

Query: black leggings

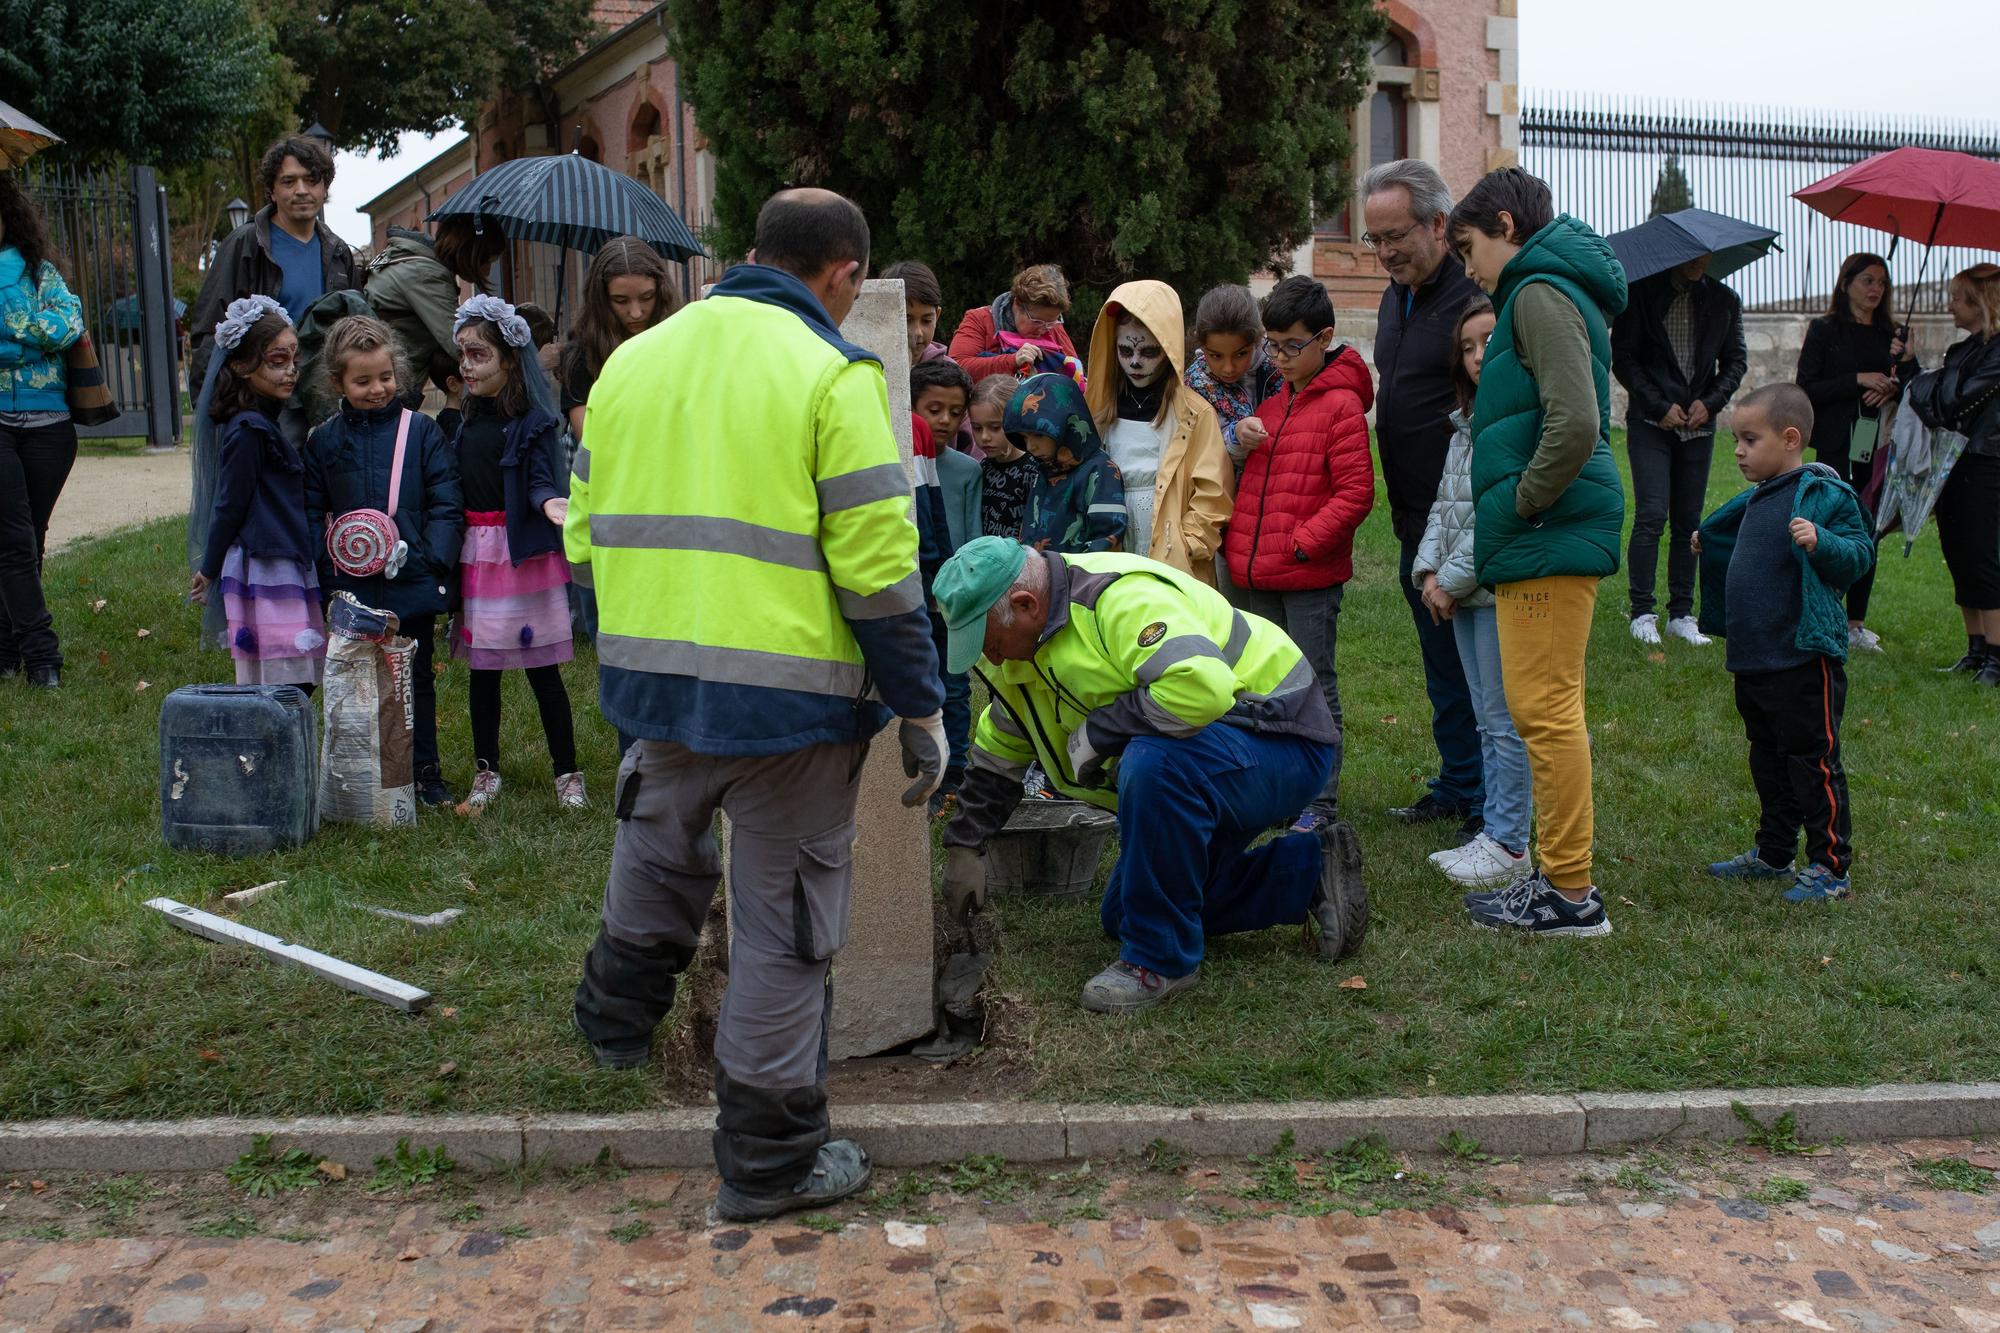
[1819,448,1881,622]
[0,417,78,670]
[470,664,577,777]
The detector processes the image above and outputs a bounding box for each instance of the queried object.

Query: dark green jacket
[1696,463,1873,663]
[1470,215,1629,586]
[363,228,462,389]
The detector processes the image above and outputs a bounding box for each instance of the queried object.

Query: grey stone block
[1066,1095,1583,1161]
[1583,1083,2000,1149]
[0,1116,522,1173]
[834,1102,1068,1166]
[521,1111,716,1169]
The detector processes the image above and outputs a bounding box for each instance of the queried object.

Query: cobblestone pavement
[5,1136,2000,1330]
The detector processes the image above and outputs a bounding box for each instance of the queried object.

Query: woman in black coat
[1794,252,1918,651]
[1909,263,2000,685]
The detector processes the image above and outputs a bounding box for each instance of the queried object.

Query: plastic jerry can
[159,684,319,855]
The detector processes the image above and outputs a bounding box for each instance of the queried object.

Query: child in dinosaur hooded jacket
[1009,372,1128,555]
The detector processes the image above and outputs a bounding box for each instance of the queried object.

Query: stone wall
[1326,309,1959,428]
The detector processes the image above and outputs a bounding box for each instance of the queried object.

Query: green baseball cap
[934,536,1030,674]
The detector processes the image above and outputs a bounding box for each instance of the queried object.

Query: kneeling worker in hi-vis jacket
[936,536,1369,1014]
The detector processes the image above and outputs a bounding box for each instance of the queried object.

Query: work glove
[898,711,950,807]
[1066,721,1109,786]
[942,845,987,922]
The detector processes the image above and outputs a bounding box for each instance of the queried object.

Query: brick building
[361,0,1516,318]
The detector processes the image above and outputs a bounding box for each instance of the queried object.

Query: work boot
[1309,819,1369,960]
[1079,960,1199,1014]
[713,1140,872,1222]
[572,927,690,1069]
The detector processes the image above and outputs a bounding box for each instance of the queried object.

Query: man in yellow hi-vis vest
[936,536,1368,1015]
[566,190,948,1222]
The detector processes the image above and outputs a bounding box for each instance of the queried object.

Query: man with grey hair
[1363,158,1486,834]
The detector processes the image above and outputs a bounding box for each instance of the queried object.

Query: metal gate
[22,163,180,446]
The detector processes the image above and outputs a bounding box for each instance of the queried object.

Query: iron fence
[1521,93,2000,313]
[20,163,180,444]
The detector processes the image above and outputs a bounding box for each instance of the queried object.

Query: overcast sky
[321,0,1998,249]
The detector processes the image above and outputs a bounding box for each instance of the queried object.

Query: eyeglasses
[1361,223,1421,251]
[1018,312,1063,333]
[1262,335,1322,359]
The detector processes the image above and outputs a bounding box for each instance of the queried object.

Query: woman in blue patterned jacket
[0,173,84,688]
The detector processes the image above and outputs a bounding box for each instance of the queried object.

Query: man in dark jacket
[1611,256,1747,646]
[188,135,359,389]
[1363,159,1485,831]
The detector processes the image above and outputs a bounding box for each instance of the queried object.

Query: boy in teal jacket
[1694,384,1873,903]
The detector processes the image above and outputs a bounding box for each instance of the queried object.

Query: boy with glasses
[1223,276,1376,833]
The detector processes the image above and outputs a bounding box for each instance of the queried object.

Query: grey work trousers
[597,737,866,1188]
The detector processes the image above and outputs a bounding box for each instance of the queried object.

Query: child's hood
[1005,372,1103,468]
[1288,344,1375,415]
[1085,280,1188,409]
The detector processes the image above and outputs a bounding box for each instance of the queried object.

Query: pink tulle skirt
[452,511,573,670]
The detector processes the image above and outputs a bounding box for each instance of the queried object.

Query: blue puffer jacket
[0,246,83,412]
[305,402,465,619]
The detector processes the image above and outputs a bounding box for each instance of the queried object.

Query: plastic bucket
[987,799,1118,899]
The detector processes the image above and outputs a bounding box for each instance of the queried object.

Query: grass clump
[226,1135,320,1199]
[1911,1157,1995,1193]
[365,1140,455,1193]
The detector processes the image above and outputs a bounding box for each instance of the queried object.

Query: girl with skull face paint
[1084,281,1234,584]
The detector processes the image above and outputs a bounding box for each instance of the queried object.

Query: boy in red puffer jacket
[1225,275,1376,832]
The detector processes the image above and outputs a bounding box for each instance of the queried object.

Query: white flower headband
[214,295,291,351]
[454,294,534,349]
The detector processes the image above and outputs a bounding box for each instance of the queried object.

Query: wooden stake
[145,897,432,1013]
[222,879,287,907]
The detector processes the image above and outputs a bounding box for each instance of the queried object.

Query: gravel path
[47,448,192,555]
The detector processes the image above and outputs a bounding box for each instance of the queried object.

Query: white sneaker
[467,768,502,808]
[1849,624,1883,653]
[1441,832,1531,888]
[1665,616,1711,646]
[1630,614,1661,645]
[555,771,588,809]
[1428,838,1477,870]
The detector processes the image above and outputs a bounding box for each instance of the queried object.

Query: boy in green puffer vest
[1447,168,1627,940]
[1694,383,1872,904]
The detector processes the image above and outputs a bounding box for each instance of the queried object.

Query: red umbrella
[1795,147,2000,322]
[1795,147,2000,248]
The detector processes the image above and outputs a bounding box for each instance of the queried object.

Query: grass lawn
[3,431,1997,1121]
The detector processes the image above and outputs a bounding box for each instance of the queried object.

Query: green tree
[669,0,1382,321]
[1649,154,1694,217]
[0,0,278,169]
[259,0,599,154]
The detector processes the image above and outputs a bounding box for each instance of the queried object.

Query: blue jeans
[1099,724,1335,978]
[1452,604,1531,854]
[1399,538,1483,813]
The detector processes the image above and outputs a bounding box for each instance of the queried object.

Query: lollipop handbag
[326,408,413,579]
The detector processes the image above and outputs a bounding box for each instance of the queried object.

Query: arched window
[1316,26,1418,238]
[629,99,670,197]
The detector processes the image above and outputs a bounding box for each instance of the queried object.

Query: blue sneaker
[1707,849,1793,880]
[1782,864,1851,903]
[1464,871,1612,938]
[1290,808,1333,835]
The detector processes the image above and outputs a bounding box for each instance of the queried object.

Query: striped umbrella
[426,152,705,262]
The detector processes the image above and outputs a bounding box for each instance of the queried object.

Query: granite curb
[3,1082,1996,1175]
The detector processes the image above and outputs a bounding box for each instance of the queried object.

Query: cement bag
[318,592,417,826]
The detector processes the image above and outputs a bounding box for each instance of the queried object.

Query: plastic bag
[318,592,417,826]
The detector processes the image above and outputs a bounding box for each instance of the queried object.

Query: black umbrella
[1605,207,1781,285]
[427,152,705,263]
